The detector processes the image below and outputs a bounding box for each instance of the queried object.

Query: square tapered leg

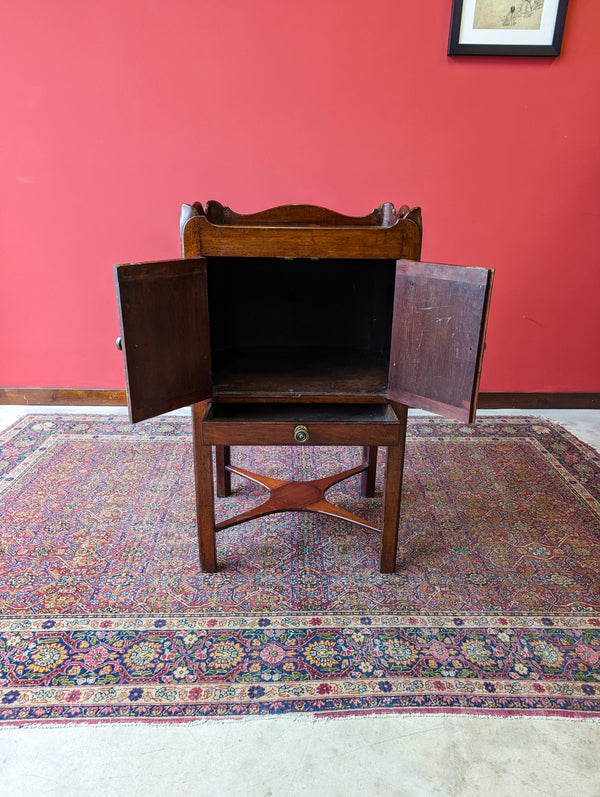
[216,444,231,497]
[192,403,217,572]
[379,404,408,573]
[360,445,378,497]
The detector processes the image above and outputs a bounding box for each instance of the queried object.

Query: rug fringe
[5,710,598,731]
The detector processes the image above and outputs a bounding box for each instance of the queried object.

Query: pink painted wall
[1,1,599,392]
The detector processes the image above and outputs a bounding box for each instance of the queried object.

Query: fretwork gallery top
[115,201,494,425]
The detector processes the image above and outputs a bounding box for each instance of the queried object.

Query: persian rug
[1,414,599,725]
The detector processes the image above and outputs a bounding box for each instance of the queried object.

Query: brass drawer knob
[294,424,309,444]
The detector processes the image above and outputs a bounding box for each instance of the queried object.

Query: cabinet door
[115,258,212,423]
[387,260,494,423]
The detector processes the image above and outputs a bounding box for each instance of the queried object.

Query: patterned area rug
[1,414,599,725]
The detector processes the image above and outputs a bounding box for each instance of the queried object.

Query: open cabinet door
[115,258,212,423]
[387,260,494,423]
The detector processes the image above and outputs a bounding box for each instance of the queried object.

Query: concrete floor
[1,406,599,797]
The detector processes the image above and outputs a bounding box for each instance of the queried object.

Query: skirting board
[0,388,599,410]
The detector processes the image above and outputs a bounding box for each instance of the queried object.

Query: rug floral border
[2,611,600,723]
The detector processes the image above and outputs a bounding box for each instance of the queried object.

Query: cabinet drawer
[201,402,401,446]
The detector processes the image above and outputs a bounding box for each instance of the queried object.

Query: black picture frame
[448,0,569,56]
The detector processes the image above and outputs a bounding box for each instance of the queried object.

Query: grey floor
[1,406,599,797]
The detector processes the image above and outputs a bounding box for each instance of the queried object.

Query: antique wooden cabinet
[115,201,494,573]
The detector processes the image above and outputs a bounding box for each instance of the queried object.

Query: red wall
[1,1,599,393]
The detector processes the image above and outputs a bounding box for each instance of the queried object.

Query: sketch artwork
[473,0,545,30]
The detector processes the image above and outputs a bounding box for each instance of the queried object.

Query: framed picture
[448,0,569,56]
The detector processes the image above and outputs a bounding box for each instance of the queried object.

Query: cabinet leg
[380,405,408,574]
[192,404,217,572]
[361,445,378,497]
[216,445,231,497]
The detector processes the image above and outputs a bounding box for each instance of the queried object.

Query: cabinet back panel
[207,257,395,354]
[207,258,395,397]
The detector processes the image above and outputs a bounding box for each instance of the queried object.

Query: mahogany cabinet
[115,201,494,572]
[116,201,493,422]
